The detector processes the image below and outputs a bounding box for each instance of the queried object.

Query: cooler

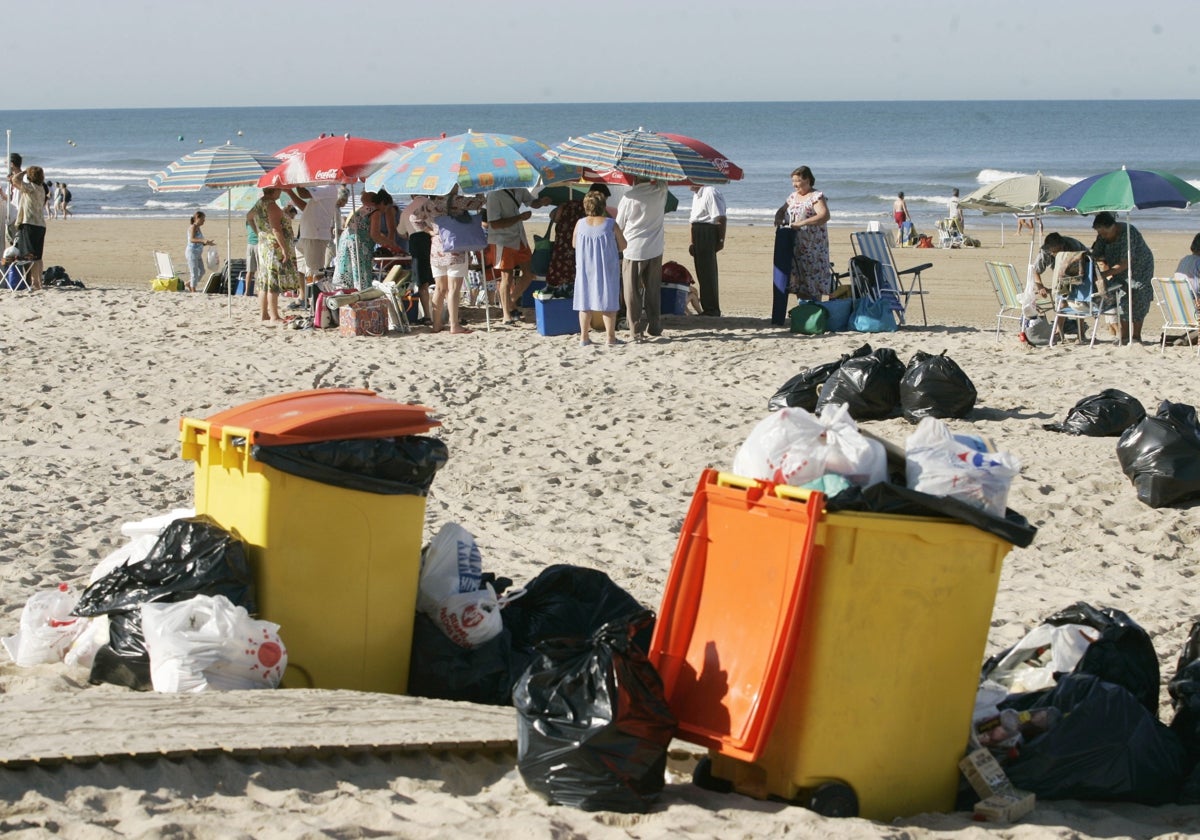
[535,297,578,336]
[649,470,1012,820]
[179,389,440,693]
[660,283,689,315]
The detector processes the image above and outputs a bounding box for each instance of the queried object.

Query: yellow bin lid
[193,389,439,446]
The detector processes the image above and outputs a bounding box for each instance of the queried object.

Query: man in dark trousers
[688,184,727,316]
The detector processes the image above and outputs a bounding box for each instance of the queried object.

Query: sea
[5,100,1200,233]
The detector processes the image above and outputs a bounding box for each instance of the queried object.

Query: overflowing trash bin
[179,388,446,693]
[648,469,1022,820]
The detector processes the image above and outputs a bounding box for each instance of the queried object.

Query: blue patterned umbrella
[148,144,282,192]
[363,131,569,196]
[545,129,729,185]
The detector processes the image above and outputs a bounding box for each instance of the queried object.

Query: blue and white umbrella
[545,129,729,186]
[150,144,281,311]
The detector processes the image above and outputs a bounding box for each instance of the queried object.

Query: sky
[9,0,1200,109]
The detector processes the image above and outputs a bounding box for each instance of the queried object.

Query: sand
[2,217,1200,837]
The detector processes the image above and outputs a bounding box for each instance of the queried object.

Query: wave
[142,200,193,210]
[874,193,951,207]
[72,183,127,191]
[975,168,1082,186]
[49,167,159,178]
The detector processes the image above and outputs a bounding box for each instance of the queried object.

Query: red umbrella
[658,133,743,182]
[258,135,403,187]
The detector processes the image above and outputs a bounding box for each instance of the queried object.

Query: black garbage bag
[407,613,534,706]
[980,602,1160,715]
[1116,401,1200,508]
[767,343,873,412]
[826,481,1036,547]
[252,435,448,496]
[503,565,652,654]
[899,350,977,422]
[1168,620,1200,760]
[73,516,254,691]
[1043,389,1146,436]
[999,674,1186,804]
[814,347,905,420]
[514,611,677,812]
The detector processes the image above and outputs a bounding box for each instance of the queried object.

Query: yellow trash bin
[179,389,442,693]
[651,470,1019,820]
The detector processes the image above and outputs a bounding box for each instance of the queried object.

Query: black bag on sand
[1044,389,1146,436]
[899,350,977,422]
[767,343,872,412]
[815,347,905,420]
[999,674,1186,804]
[73,516,255,691]
[1168,620,1200,758]
[1116,400,1200,508]
[514,611,677,813]
[407,613,533,706]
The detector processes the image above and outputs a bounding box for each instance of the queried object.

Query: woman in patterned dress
[773,166,830,300]
[333,191,385,291]
[247,187,299,323]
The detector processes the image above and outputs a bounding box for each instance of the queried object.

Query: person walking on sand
[574,190,626,347]
[948,188,964,232]
[688,183,727,317]
[893,192,910,229]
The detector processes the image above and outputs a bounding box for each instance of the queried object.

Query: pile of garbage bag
[969,602,1200,805]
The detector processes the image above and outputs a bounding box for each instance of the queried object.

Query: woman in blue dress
[185,211,214,292]
[572,190,626,347]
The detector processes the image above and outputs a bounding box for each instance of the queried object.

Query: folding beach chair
[850,231,932,326]
[1048,255,1118,348]
[151,251,182,291]
[1151,275,1200,355]
[984,261,1053,342]
[3,253,35,292]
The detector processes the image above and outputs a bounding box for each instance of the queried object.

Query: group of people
[1031,213,1158,343]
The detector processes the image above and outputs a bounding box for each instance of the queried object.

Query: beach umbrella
[207,185,275,213]
[1050,167,1200,344]
[658,133,744,182]
[545,129,730,186]
[960,172,1073,296]
[537,180,680,213]
[258,135,403,188]
[363,131,569,196]
[149,144,282,313]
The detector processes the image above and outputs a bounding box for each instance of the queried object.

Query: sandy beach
[2,217,1200,838]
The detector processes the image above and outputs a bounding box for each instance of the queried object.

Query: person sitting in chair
[1033,232,1089,298]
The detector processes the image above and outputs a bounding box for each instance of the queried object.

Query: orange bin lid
[194,389,439,446]
[648,469,823,763]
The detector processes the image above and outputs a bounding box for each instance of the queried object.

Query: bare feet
[449,327,472,334]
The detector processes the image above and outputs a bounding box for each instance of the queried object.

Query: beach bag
[899,350,977,422]
[662,261,694,286]
[850,296,897,333]
[1023,316,1052,345]
[435,212,487,254]
[1044,389,1146,437]
[514,611,677,813]
[531,221,553,276]
[789,301,828,335]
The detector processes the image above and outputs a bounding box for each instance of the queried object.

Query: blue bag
[850,296,898,333]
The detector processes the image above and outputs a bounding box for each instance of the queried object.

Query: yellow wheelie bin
[649,470,1020,820]
[179,389,443,693]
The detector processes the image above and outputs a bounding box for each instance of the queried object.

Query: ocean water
[4,100,1200,232]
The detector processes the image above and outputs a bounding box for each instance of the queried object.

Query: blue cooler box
[661,283,689,315]
[535,297,579,336]
[521,279,547,307]
[235,274,255,296]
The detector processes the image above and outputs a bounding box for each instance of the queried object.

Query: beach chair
[850,230,931,326]
[1151,275,1200,355]
[3,247,35,292]
[936,218,964,249]
[1048,256,1118,348]
[152,251,182,292]
[983,261,1027,341]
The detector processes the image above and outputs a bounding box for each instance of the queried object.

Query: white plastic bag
[1,584,86,667]
[731,404,887,489]
[435,583,503,648]
[985,623,1097,694]
[203,245,220,271]
[418,523,483,615]
[64,615,108,670]
[905,417,1020,516]
[142,594,287,692]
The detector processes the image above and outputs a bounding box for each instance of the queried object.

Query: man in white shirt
[485,188,550,325]
[615,179,668,341]
[288,184,339,286]
[688,184,727,316]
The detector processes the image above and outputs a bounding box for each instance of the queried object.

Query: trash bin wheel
[807,782,858,818]
[692,757,733,794]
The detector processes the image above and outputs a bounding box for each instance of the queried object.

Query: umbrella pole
[1127,210,1134,346]
[3,130,9,249]
[227,190,234,317]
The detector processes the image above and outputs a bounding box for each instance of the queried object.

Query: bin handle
[218,424,256,471]
[179,418,209,463]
